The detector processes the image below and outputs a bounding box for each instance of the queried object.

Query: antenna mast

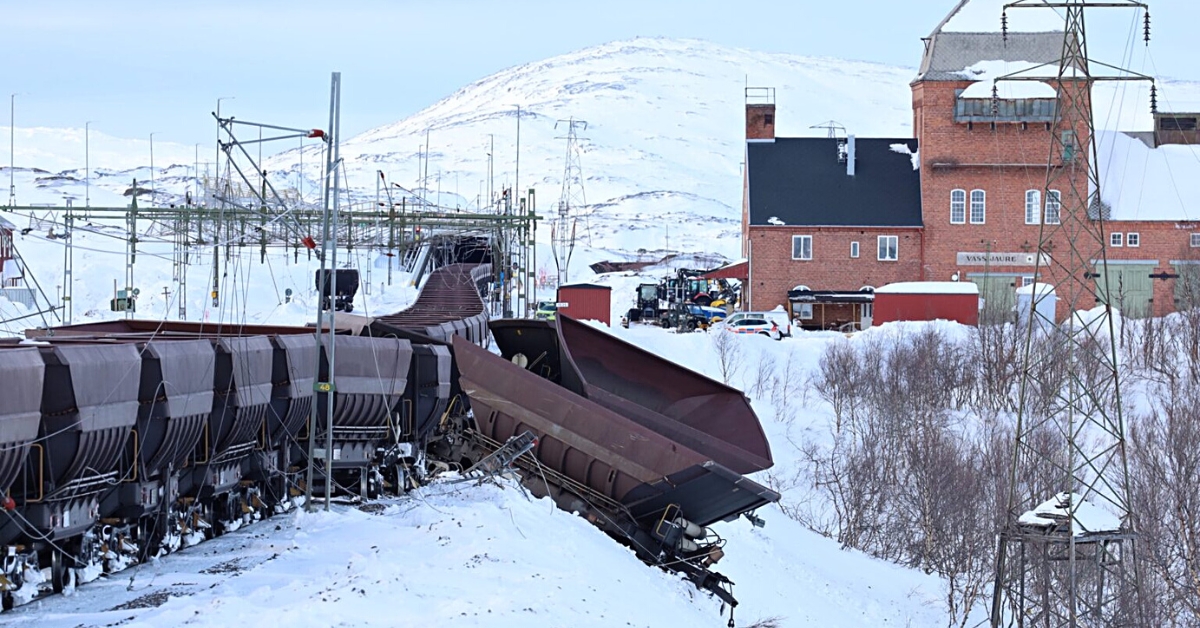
[552,117,588,286]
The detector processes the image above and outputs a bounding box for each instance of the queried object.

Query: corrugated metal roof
[917,31,1065,82]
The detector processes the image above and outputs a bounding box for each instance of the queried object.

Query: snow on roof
[875,281,980,295]
[889,143,920,170]
[1096,130,1200,221]
[1018,492,1122,534]
[1015,282,1056,296]
[939,0,1067,34]
[956,60,1058,99]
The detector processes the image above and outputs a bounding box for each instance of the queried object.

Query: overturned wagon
[453,315,779,606]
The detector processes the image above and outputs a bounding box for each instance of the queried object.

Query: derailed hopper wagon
[452,315,779,607]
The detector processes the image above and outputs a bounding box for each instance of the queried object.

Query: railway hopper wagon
[448,314,779,606]
[0,246,780,612]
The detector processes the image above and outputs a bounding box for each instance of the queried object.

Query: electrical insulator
[1150,84,1158,114]
[991,84,1000,116]
[1001,11,1008,42]
[1143,11,1151,44]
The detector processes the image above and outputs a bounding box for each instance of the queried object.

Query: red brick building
[742,6,1200,323]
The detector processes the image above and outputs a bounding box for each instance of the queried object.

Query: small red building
[557,283,612,326]
[873,281,979,326]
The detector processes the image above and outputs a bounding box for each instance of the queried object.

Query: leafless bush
[711,329,743,385]
[813,339,861,432]
[1129,386,1200,626]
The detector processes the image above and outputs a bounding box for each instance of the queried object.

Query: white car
[722,310,792,337]
[721,317,782,340]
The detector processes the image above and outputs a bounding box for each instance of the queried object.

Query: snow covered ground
[0,319,965,628]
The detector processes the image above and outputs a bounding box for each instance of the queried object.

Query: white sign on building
[956,252,1049,266]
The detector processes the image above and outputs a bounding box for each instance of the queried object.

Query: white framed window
[850,241,860,258]
[1110,232,1123,247]
[792,235,813,260]
[950,189,966,224]
[970,189,986,224]
[1045,190,1062,224]
[1025,190,1041,224]
[1126,232,1140,247]
[796,303,814,320]
[1022,276,1035,287]
[1191,233,1200,248]
[878,235,898,261]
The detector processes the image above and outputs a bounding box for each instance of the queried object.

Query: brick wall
[746,226,923,311]
[914,79,1099,317]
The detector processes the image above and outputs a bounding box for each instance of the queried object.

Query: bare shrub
[1129,390,1200,626]
[711,329,743,385]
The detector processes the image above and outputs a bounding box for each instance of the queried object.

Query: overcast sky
[4,0,1197,149]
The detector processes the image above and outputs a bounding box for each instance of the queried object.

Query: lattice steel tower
[552,117,587,285]
[990,2,1154,626]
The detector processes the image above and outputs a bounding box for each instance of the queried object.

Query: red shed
[557,283,612,326]
[873,281,979,326]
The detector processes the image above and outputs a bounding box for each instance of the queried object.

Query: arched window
[950,189,966,224]
[1025,190,1041,224]
[970,189,986,224]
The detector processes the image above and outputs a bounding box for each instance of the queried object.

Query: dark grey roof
[746,138,922,228]
[917,31,1064,81]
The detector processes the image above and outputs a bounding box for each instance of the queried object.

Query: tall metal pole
[85,121,92,208]
[306,73,340,513]
[149,132,157,205]
[194,143,200,202]
[9,93,16,207]
[325,73,342,512]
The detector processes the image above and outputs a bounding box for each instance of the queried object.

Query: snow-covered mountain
[9,37,1200,265]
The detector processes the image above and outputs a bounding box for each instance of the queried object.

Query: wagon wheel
[50,550,76,594]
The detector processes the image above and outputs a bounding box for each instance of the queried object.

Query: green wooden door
[1175,264,1200,311]
[1093,264,1154,318]
[971,275,1016,325]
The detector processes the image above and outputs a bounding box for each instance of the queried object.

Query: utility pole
[989,2,1154,627]
[551,117,588,285]
[149,132,157,205]
[9,93,17,207]
[306,72,341,513]
[85,121,93,209]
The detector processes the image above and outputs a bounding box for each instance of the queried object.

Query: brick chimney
[745,87,776,141]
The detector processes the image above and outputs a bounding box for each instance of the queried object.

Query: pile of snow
[956,60,1058,99]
